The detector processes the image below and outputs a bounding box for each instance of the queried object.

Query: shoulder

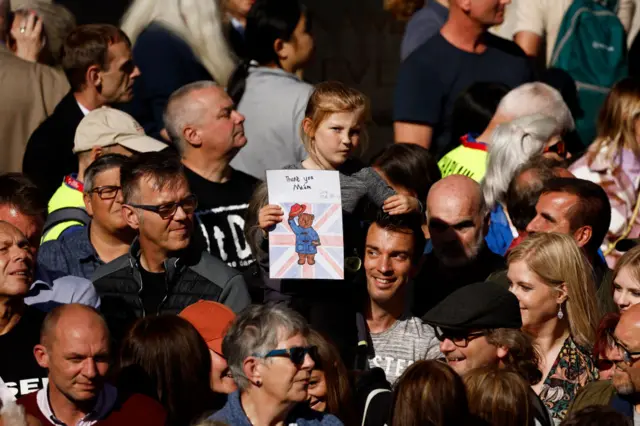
[134,23,194,59]
[231,169,261,188]
[92,254,131,282]
[568,380,616,414]
[485,33,529,58]
[114,392,166,424]
[190,251,242,285]
[290,404,344,426]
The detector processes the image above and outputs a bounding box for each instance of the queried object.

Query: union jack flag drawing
[269,202,344,280]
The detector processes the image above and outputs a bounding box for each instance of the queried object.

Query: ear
[183,125,202,149]
[34,344,50,369]
[242,356,263,386]
[458,0,472,13]
[90,146,105,163]
[556,283,568,305]
[496,345,509,361]
[573,225,592,248]
[84,193,94,217]
[87,64,102,89]
[302,117,314,139]
[121,204,140,230]
[273,38,287,60]
[482,213,490,238]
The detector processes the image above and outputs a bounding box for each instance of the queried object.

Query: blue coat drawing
[289,217,320,255]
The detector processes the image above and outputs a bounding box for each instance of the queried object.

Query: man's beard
[433,230,484,268]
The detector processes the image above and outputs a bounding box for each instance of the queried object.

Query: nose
[83,358,98,379]
[173,205,188,220]
[440,338,455,353]
[232,110,245,124]
[10,244,30,263]
[115,188,124,204]
[131,66,141,78]
[378,255,392,274]
[525,217,540,234]
[301,352,315,370]
[618,293,630,310]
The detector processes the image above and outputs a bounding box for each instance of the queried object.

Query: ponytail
[227,60,252,105]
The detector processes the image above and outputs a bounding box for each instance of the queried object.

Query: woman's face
[258,333,314,404]
[507,260,564,329]
[307,111,363,169]
[613,266,640,312]
[210,349,237,394]
[287,14,314,71]
[307,369,328,412]
[598,343,618,381]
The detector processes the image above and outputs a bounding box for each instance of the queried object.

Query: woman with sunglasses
[507,233,600,423]
[210,303,344,426]
[570,77,640,268]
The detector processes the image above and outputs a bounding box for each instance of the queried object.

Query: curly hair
[486,328,543,386]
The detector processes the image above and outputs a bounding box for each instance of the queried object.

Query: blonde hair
[613,245,640,288]
[121,0,235,86]
[508,233,599,348]
[591,77,640,161]
[301,81,371,166]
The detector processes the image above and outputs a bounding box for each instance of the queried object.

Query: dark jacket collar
[127,237,202,285]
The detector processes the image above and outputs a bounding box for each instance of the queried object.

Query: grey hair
[495,82,575,132]
[83,153,129,193]
[222,303,310,391]
[482,114,564,209]
[0,402,28,426]
[164,81,220,154]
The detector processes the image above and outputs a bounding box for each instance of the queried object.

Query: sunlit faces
[526,192,577,236]
[123,176,193,254]
[84,167,129,232]
[364,222,416,306]
[0,205,42,256]
[225,0,255,21]
[209,349,237,394]
[307,369,327,412]
[439,333,504,375]
[468,0,510,26]
[614,266,640,312]
[256,333,314,403]
[610,323,640,395]
[99,41,140,104]
[305,111,364,170]
[0,223,34,297]
[507,260,566,329]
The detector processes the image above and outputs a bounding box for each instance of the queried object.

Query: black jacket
[91,239,251,341]
[23,91,83,200]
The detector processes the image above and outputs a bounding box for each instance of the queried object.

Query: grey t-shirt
[368,316,441,384]
[400,1,449,61]
[634,409,640,426]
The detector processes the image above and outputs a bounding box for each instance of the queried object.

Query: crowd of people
[3,0,640,425]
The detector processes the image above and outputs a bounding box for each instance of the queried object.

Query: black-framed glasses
[128,194,198,220]
[89,185,121,200]
[254,346,317,366]
[434,327,487,348]
[612,335,640,364]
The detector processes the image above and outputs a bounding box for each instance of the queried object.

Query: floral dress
[538,336,599,424]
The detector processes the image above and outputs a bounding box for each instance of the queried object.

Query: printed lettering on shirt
[5,377,49,398]
[195,204,255,270]
[370,356,415,382]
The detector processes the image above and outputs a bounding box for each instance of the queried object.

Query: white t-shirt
[0,376,16,407]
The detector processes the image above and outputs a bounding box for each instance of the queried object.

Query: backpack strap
[42,207,91,236]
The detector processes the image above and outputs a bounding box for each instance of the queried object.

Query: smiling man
[18,304,166,426]
[0,221,47,400]
[92,152,250,342]
[361,213,440,384]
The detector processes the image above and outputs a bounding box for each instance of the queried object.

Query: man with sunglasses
[41,107,166,243]
[423,281,553,426]
[92,152,251,342]
[37,154,135,279]
[568,304,640,420]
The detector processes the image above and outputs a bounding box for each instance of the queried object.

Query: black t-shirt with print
[0,305,47,399]
[184,166,260,272]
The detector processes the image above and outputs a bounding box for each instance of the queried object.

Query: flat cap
[422,281,522,331]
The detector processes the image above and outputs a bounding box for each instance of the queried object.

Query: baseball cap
[422,281,522,331]
[73,107,167,154]
[179,300,236,355]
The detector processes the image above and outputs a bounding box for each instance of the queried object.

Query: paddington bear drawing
[288,204,321,265]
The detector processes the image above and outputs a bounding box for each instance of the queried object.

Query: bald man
[412,175,505,317]
[18,304,166,426]
[0,222,48,401]
[568,304,640,419]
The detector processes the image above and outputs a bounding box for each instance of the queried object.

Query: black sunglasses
[127,194,198,220]
[254,346,317,366]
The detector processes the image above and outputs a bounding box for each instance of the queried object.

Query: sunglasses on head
[254,346,317,366]
[544,140,567,157]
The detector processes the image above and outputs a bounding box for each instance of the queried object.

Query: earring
[255,380,262,386]
[557,305,564,320]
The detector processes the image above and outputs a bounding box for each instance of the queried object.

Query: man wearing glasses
[423,281,553,426]
[37,154,135,279]
[92,152,251,342]
[41,107,166,243]
[568,304,640,420]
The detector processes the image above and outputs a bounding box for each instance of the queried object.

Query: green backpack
[550,0,628,147]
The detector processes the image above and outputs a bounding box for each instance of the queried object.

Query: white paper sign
[266,170,344,280]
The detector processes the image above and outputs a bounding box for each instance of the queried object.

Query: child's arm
[258,205,284,236]
[354,167,423,215]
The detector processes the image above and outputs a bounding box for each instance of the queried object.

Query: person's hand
[10,11,44,63]
[383,194,420,215]
[258,205,284,232]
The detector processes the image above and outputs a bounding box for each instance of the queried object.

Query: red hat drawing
[289,203,306,217]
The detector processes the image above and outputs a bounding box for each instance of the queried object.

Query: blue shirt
[25,267,101,312]
[210,391,343,426]
[401,1,449,61]
[485,204,514,256]
[37,225,103,280]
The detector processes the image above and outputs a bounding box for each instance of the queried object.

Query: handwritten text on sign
[267,170,341,204]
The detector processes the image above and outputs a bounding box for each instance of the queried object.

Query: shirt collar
[37,384,118,426]
[461,133,488,152]
[76,225,101,263]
